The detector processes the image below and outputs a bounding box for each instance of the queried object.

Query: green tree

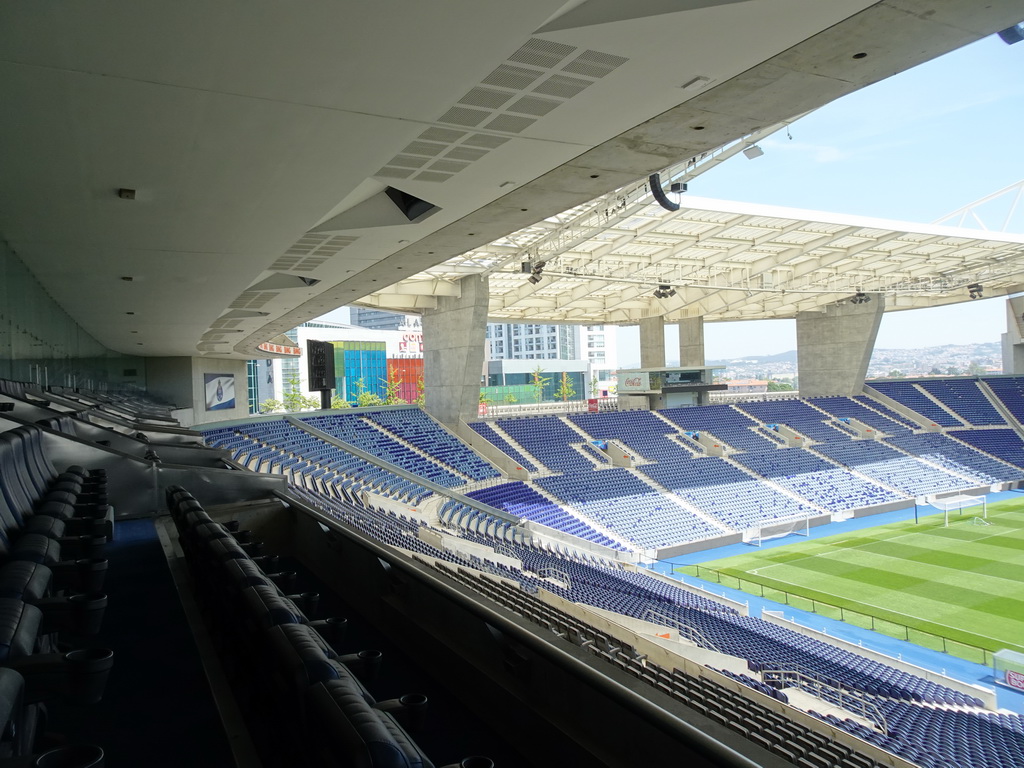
[554,371,576,402]
[530,366,550,404]
[504,393,518,404]
[966,360,986,376]
[414,376,425,407]
[282,373,319,412]
[330,393,351,409]
[382,375,405,405]
[887,369,906,379]
[946,366,961,376]
[766,381,794,392]
[590,375,599,397]
[928,366,943,376]
[259,398,284,414]
[353,377,384,408]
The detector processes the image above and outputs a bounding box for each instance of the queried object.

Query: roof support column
[796,295,883,397]
[678,317,705,367]
[1002,296,1024,374]
[639,316,666,369]
[422,274,488,427]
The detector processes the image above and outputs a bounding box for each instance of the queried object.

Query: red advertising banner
[587,398,599,413]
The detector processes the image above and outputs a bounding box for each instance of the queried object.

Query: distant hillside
[705,342,1002,380]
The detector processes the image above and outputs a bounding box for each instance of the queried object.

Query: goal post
[742,516,811,547]
[925,494,987,527]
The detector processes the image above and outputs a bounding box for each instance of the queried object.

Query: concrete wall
[796,296,883,397]
[423,274,489,426]
[145,356,249,426]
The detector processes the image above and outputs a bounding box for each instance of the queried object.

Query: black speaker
[649,173,680,212]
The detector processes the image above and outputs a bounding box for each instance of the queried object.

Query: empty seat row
[166,486,492,768]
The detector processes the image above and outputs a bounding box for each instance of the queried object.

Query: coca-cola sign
[618,372,650,392]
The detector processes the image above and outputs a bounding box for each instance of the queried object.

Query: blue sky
[620,33,1024,364]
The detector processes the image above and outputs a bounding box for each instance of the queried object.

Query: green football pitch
[678,498,1024,664]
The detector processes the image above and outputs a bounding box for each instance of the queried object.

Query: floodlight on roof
[998,22,1024,44]
[968,282,984,299]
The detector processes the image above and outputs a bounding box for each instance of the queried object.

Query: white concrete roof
[2,2,1023,357]
[360,190,1024,323]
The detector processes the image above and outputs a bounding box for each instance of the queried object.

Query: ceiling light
[680,75,712,92]
[528,275,541,285]
[743,145,765,160]
[851,292,870,304]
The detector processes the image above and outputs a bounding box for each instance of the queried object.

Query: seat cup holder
[76,558,108,594]
[65,648,114,705]
[68,593,108,635]
[33,745,104,768]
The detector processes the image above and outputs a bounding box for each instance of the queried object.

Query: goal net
[923,494,987,526]
[742,516,810,547]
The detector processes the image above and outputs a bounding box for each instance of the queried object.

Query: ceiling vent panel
[438,106,491,127]
[376,166,415,179]
[482,64,545,90]
[508,38,577,69]
[562,50,629,78]
[483,114,536,133]
[506,95,561,117]
[444,146,489,162]
[388,154,430,169]
[402,140,447,157]
[412,171,455,183]
[418,127,469,143]
[458,87,516,110]
[532,73,593,98]
[462,134,510,149]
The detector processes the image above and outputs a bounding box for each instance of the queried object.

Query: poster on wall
[204,373,236,411]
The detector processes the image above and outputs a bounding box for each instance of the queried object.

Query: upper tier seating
[806,396,914,436]
[866,381,963,427]
[302,414,467,488]
[948,427,1024,469]
[737,400,854,443]
[567,411,696,463]
[466,422,538,471]
[981,376,1024,424]
[364,410,500,481]
[496,416,605,472]
[917,379,1005,426]
[659,405,780,453]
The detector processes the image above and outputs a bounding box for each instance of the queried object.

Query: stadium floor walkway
[647,491,1024,714]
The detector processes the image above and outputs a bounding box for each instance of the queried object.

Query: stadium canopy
[352,167,1024,325]
[3,2,1022,360]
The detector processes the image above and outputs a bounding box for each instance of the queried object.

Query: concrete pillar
[796,295,884,397]
[1002,297,1024,374]
[678,317,705,367]
[423,274,489,427]
[639,316,666,369]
